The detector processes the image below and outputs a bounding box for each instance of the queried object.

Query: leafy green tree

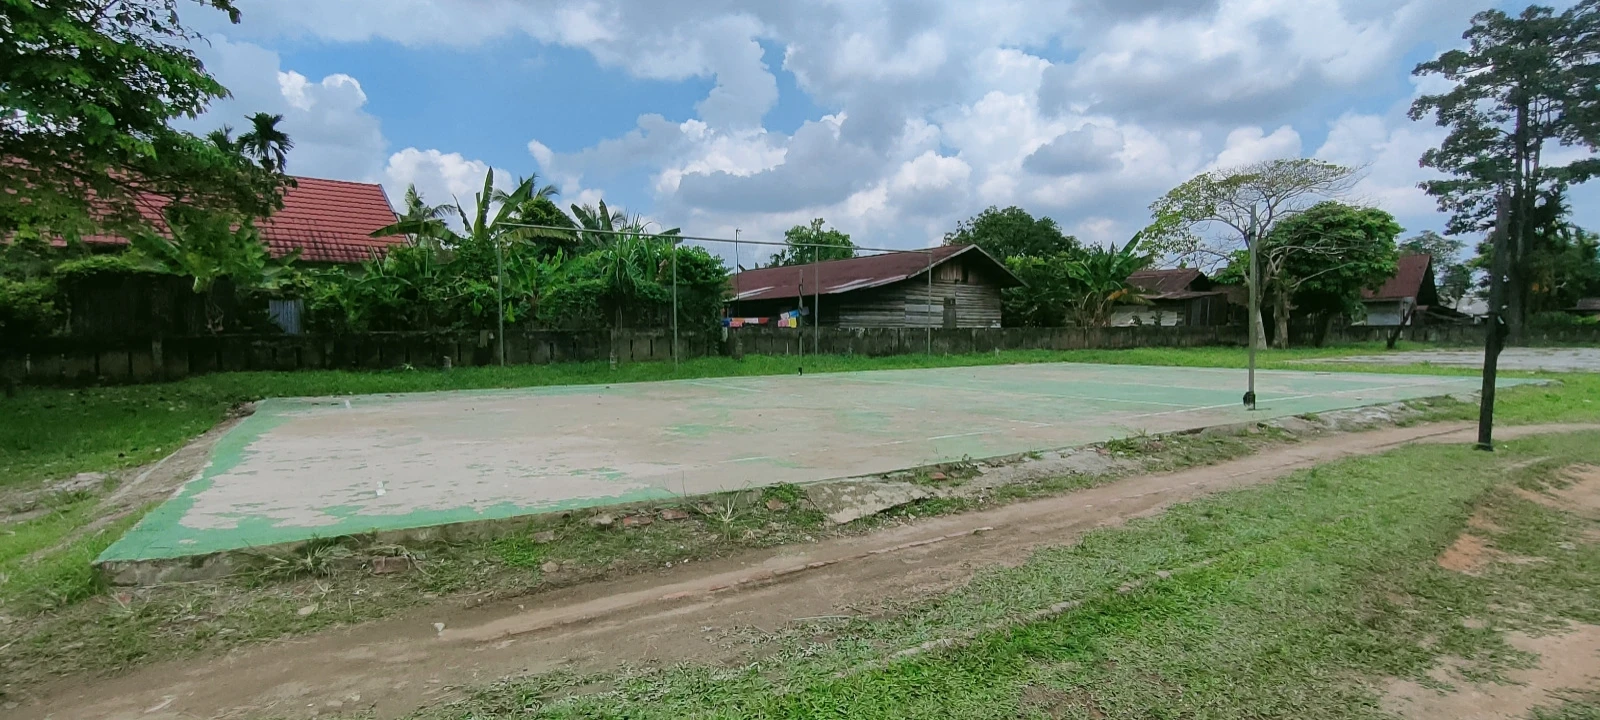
[238,112,293,173]
[770,218,855,266]
[2,0,285,241]
[1062,234,1154,327]
[1000,254,1079,327]
[127,205,299,332]
[1144,159,1360,349]
[1409,1,1600,341]
[1400,231,1473,305]
[1266,203,1401,347]
[129,205,299,295]
[943,206,1079,261]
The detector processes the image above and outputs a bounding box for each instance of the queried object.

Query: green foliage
[1061,234,1155,327]
[1269,202,1402,318]
[944,206,1079,261]
[1001,254,1078,327]
[999,236,1152,328]
[769,218,855,267]
[129,205,298,294]
[237,112,293,173]
[323,171,726,333]
[50,253,167,281]
[1411,3,1600,339]
[0,0,288,242]
[0,277,59,337]
[1409,2,1600,236]
[1146,159,1361,348]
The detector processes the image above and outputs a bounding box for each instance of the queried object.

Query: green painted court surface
[100,363,1518,562]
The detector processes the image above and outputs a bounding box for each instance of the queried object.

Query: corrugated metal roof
[1364,253,1433,301]
[729,244,1019,302]
[1128,268,1203,296]
[77,176,402,264]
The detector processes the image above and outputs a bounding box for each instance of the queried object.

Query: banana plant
[1063,232,1155,327]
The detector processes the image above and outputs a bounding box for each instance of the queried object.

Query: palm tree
[238,112,294,173]
[207,125,240,155]
[396,184,452,251]
[492,173,559,212]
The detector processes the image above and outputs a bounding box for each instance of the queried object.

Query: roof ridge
[286,175,387,189]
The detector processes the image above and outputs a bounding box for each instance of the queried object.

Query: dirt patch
[1551,465,1600,517]
[1383,624,1600,720]
[1438,508,1550,576]
[1019,685,1104,719]
[1438,533,1495,575]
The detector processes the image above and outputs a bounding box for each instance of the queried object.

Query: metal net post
[671,239,679,369]
[926,249,933,355]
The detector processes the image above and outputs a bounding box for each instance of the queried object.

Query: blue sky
[183,0,1597,255]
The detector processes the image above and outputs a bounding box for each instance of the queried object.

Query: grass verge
[405,430,1600,720]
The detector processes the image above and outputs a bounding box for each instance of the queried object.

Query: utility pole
[1477,193,1512,451]
[495,235,506,366]
[1245,223,1260,409]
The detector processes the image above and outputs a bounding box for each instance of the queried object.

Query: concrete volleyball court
[99,362,1510,563]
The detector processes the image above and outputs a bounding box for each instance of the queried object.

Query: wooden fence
[4,323,1598,386]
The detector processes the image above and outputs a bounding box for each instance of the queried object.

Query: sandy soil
[1384,624,1600,720]
[12,422,1597,720]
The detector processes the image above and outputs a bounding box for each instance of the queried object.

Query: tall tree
[2,0,283,240]
[1399,231,1473,305]
[943,206,1079,261]
[238,112,294,172]
[770,218,856,266]
[1409,1,1600,342]
[1262,202,1402,348]
[1144,158,1360,349]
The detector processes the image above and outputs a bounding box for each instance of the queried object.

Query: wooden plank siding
[835,255,1005,329]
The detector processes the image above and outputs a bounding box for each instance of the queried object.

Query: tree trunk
[1272,290,1291,349]
[1313,312,1332,348]
[1505,264,1528,346]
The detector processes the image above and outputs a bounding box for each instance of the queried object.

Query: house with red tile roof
[726,245,1022,328]
[73,176,402,264]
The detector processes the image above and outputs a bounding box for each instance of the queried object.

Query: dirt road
[17,422,1594,720]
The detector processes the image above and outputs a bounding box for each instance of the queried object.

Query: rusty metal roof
[729,244,1019,302]
[1128,268,1204,297]
[1364,253,1433,301]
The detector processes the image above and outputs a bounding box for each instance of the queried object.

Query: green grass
[409,431,1600,720]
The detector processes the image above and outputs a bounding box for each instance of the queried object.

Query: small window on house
[961,266,970,284]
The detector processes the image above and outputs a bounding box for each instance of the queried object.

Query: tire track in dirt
[16,422,1599,720]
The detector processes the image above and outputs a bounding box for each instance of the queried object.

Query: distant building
[1570,298,1600,317]
[70,175,403,264]
[1358,254,1438,326]
[1111,268,1235,327]
[727,245,1023,328]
